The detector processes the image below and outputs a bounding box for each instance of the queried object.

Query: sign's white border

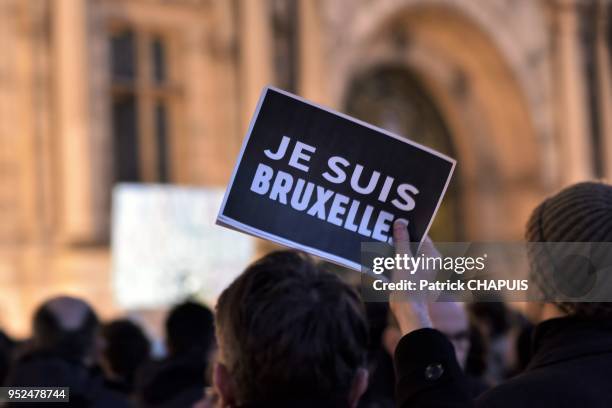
[216,86,456,271]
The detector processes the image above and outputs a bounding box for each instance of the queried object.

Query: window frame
[108,22,181,184]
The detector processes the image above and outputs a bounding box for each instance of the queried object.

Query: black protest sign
[217,87,455,270]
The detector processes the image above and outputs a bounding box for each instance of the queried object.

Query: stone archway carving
[325,0,556,239]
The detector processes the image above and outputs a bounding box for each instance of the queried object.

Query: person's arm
[390,220,472,408]
[394,327,472,407]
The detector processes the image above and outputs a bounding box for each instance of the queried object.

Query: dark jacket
[240,398,350,408]
[136,349,208,408]
[394,317,612,408]
[394,328,471,407]
[477,316,612,408]
[5,351,130,407]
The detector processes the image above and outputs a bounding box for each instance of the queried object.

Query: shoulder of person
[394,328,472,408]
[475,373,547,408]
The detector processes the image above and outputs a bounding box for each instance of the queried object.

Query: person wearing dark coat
[390,182,612,408]
[5,296,130,407]
[477,316,612,407]
[100,319,151,397]
[6,350,130,407]
[136,301,215,407]
[137,348,210,407]
[0,329,15,385]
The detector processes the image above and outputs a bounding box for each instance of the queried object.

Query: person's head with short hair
[213,251,369,407]
[525,181,612,320]
[165,300,215,357]
[31,296,99,363]
[100,319,150,386]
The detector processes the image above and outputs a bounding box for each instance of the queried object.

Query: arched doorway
[329,2,550,240]
[344,65,463,241]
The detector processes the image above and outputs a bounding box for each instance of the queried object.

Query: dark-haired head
[100,319,150,387]
[32,296,99,364]
[214,250,369,407]
[166,300,215,357]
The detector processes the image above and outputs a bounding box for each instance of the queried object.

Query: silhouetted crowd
[0,267,526,408]
[0,181,610,408]
[0,298,216,407]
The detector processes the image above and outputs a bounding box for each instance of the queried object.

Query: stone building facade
[0,0,610,335]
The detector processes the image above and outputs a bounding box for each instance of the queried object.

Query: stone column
[53,0,94,243]
[554,0,594,183]
[238,0,274,135]
[298,0,330,105]
[595,0,612,179]
[238,0,277,256]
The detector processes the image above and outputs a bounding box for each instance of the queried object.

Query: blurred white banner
[111,183,255,309]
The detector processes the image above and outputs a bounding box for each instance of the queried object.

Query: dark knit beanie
[525,181,612,317]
